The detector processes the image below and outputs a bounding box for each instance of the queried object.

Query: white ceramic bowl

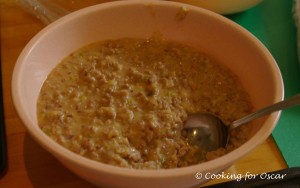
[12,1,283,188]
[171,0,263,14]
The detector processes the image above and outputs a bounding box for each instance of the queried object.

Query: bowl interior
[13,0,283,180]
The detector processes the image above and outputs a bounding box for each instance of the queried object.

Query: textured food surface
[37,38,252,169]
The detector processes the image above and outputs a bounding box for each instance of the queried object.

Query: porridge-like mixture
[37,37,252,169]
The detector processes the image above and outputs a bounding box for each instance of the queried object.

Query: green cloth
[227,0,300,167]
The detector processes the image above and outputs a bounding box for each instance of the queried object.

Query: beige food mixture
[37,38,252,169]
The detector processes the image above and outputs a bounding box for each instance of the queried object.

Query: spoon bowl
[185,93,300,152]
[184,113,228,151]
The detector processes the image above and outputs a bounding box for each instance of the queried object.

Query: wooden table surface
[0,1,287,187]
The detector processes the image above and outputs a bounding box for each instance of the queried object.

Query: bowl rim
[12,0,284,179]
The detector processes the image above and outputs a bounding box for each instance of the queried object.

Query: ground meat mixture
[37,37,252,169]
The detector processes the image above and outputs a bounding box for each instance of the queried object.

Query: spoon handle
[17,0,69,24]
[231,93,300,129]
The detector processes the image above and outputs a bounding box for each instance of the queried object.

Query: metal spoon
[184,93,300,152]
[17,0,69,24]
